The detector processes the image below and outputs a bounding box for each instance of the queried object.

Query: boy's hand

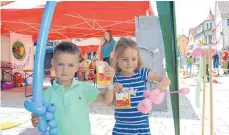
[114,83,123,92]
[104,65,115,80]
[31,113,40,127]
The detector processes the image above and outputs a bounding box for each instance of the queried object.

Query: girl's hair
[111,37,143,72]
[103,30,113,45]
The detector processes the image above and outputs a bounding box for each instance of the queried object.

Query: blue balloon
[23,2,57,134]
[47,104,56,113]
[49,127,58,135]
[44,130,50,135]
[38,116,48,132]
[48,120,57,128]
[45,112,54,120]
[43,100,51,108]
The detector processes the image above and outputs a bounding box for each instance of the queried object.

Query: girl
[111,37,171,135]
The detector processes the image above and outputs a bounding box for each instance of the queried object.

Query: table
[23,69,53,97]
[1,68,13,81]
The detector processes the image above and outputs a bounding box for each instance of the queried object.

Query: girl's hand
[114,83,123,92]
[31,113,40,127]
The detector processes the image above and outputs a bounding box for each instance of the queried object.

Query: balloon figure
[138,88,189,114]
[24,2,58,135]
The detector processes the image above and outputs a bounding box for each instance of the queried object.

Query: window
[210,23,212,29]
[227,19,229,26]
[209,35,212,43]
[207,23,209,29]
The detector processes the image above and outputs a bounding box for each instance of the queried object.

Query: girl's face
[117,47,138,75]
[104,32,110,41]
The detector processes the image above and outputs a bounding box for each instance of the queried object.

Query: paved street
[1,76,229,135]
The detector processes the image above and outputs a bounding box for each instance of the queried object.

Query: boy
[31,42,114,135]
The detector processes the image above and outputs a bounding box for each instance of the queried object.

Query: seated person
[78,53,91,80]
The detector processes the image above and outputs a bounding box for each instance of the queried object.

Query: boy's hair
[111,37,143,72]
[54,42,79,59]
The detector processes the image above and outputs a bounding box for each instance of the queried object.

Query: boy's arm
[147,71,171,92]
[83,82,115,105]
[96,87,114,105]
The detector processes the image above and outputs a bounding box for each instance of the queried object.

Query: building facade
[177,35,189,56]
[215,1,229,49]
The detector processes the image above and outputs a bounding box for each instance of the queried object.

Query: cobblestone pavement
[1,76,229,135]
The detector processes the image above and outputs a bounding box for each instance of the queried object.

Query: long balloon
[24,1,57,135]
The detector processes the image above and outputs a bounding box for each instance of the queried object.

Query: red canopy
[1,1,153,40]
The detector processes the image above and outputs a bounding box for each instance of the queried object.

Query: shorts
[213,62,219,68]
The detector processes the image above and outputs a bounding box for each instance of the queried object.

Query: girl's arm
[147,71,171,92]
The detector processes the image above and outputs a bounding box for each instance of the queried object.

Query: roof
[177,35,188,40]
[217,1,229,18]
[1,1,153,40]
[205,10,214,21]
[188,28,197,37]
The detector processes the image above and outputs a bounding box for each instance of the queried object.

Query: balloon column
[24,2,58,135]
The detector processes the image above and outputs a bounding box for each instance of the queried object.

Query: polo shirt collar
[53,78,80,90]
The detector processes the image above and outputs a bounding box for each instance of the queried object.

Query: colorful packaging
[115,88,131,109]
[96,61,112,88]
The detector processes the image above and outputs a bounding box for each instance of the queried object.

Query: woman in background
[100,30,116,65]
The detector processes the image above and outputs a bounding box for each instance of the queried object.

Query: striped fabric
[113,68,151,135]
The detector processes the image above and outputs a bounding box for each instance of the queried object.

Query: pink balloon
[148,89,165,104]
[137,99,152,114]
[137,88,190,114]
[179,88,189,94]
[143,90,151,98]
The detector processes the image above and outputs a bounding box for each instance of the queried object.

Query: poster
[10,33,34,70]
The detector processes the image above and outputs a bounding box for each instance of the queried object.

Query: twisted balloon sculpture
[24,2,58,135]
[138,88,190,114]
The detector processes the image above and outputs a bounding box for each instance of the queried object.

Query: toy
[137,88,189,114]
[24,2,58,135]
[1,81,14,90]
[13,72,25,87]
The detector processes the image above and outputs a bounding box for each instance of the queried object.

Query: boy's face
[52,52,79,82]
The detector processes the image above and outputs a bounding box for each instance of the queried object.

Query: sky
[151,0,215,36]
[3,0,215,37]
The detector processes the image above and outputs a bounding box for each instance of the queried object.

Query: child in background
[88,52,97,80]
[78,53,91,80]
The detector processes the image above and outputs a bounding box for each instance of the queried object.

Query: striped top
[113,68,150,124]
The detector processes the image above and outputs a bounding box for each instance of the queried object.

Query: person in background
[78,53,91,81]
[186,56,193,74]
[213,51,220,75]
[179,54,185,75]
[227,47,229,74]
[100,30,116,65]
[221,48,229,75]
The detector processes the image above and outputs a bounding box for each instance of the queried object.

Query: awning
[1,1,153,40]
